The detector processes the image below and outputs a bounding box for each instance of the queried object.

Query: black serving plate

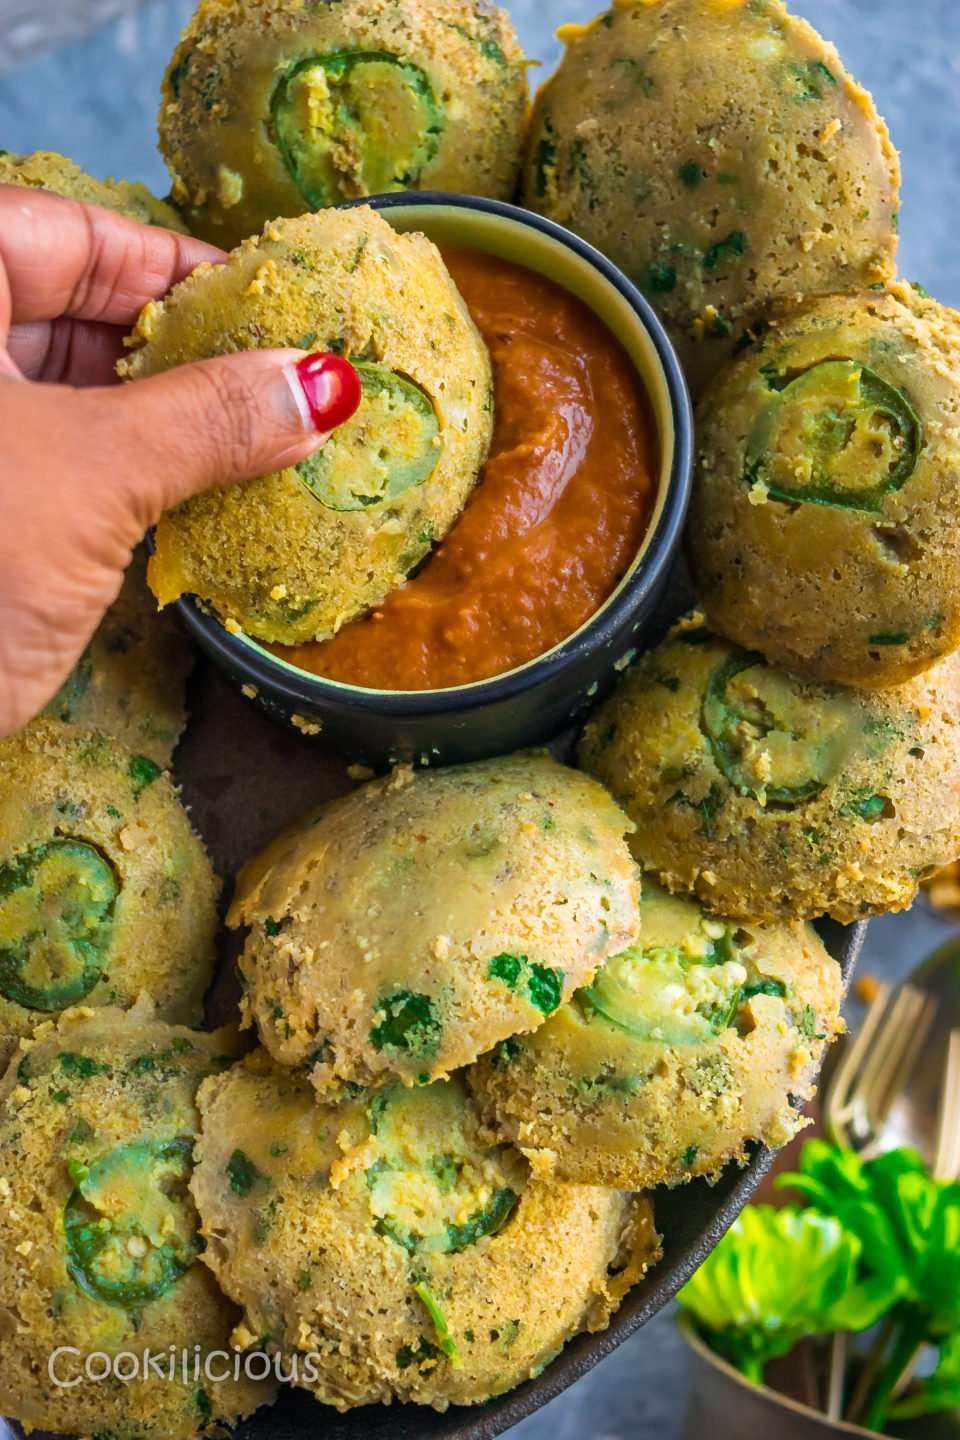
[6,630,865,1440]
[218,934,864,1440]
[174,656,865,1440]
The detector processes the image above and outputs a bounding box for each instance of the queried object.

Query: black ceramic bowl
[175,193,693,768]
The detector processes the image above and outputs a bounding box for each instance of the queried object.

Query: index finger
[0,185,227,328]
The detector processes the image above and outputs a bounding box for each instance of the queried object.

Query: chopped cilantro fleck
[59,1053,111,1080]
[128,754,162,798]
[396,1338,441,1370]
[369,991,440,1054]
[527,963,564,1015]
[841,793,889,823]
[488,953,524,989]
[649,261,678,294]
[226,1149,269,1197]
[679,160,706,188]
[742,978,787,1001]
[801,1005,826,1041]
[703,230,747,273]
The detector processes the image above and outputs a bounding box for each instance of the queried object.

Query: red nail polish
[294,353,362,433]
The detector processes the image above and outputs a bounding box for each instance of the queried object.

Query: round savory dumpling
[578,615,960,923]
[159,0,528,249]
[470,879,843,1188]
[688,284,960,688]
[0,148,187,231]
[0,1005,273,1438]
[523,0,900,394]
[120,207,493,645]
[43,548,194,768]
[0,719,219,1068]
[192,1054,660,1410]
[230,753,640,1090]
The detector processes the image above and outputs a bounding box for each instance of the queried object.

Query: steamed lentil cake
[230,753,640,1090]
[688,284,960,688]
[0,719,219,1067]
[159,0,528,248]
[192,1054,661,1410]
[524,0,900,393]
[470,879,843,1189]
[0,148,187,231]
[578,615,960,923]
[121,207,493,645]
[43,548,193,769]
[0,1006,272,1438]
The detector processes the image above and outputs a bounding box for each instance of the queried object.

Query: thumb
[79,349,362,526]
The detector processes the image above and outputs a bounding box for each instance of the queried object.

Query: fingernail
[286,353,362,436]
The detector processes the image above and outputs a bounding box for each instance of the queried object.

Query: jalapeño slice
[272,50,443,208]
[64,1139,199,1307]
[297,362,441,512]
[745,359,921,513]
[0,840,118,1010]
[703,655,852,807]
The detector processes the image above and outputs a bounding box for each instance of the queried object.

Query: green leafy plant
[677,1205,896,1383]
[678,1142,960,1433]
[891,1332,960,1420]
[778,1142,960,1429]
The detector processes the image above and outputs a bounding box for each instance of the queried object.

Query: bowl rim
[677,1316,879,1437]
[175,191,694,716]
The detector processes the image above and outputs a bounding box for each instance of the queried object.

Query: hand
[0,186,361,739]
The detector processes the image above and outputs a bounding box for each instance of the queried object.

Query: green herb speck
[488,953,524,990]
[226,1149,269,1197]
[128,754,162,798]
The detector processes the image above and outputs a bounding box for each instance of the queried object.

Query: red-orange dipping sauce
[273,247,658,691]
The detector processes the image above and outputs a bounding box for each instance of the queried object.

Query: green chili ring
[579,940,746,1045]
[369,1160,517,1255]
[297,362,441,512]
[0,839,118,1010]
[64,1139,199,1307]
[365,1086,517,1255]
[271,50,444,209]
[702,656,835,807]
[744,360,922,513]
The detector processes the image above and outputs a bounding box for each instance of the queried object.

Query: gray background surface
[0,2,958,1436]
